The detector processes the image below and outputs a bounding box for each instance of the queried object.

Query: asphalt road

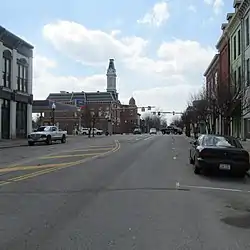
[1,134,250,249]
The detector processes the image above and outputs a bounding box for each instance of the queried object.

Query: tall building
[0,26,34,139]
[33,58,138,134]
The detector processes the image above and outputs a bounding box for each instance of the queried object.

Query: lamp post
[52,102,56,126]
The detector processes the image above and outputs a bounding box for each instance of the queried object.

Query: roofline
[215,0,248,49]
[203,54,219,77]
[0,25,34,49]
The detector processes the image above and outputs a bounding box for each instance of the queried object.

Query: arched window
[17,58,28,92]
[2,50,12,88]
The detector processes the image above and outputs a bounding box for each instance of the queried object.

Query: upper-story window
[233,36,237,60]
[246,17,250,47]
[17,59,28,92]
[237,29,241,56]
[2,50,12,88]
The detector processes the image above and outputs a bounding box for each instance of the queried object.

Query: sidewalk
[0,139,27,149]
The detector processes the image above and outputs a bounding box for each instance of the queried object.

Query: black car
[189,134,250,177]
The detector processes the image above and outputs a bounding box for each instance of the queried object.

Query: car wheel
[194,157,201,174]
[46,136,52,145]
[61,135,66,143]
[28,141,34,146]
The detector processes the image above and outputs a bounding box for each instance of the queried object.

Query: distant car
[161,126,172,135]
[149,128,157,134]
[133,128,142,134]
[189,134,250,177]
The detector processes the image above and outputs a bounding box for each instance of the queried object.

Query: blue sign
[75,99,85,107]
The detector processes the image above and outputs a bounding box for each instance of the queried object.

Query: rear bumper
[197,158,250,174]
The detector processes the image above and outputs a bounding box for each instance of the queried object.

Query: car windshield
[202,135,242,148]
[36,126,50,132]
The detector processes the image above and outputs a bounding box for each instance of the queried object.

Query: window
[238,66,241,88]
[17,62,28,92]
[247,59,250,86]
[3,57,11,88]
[238,29,241,56]
[246,17,250,47]
[233,36,237,60]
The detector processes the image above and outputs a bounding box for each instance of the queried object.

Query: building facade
[216,20,231,135]
[204,54,219,134]
[240,0,250,138]
[34,59,138,134]
[0,26,33,139]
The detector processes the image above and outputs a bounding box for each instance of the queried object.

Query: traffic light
[173,111,175,115]
[158,112,161,116]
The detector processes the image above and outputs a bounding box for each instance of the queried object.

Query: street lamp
[52,102,56,125]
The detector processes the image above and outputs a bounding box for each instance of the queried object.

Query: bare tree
[208,73,250,136]
[143,113,162,131]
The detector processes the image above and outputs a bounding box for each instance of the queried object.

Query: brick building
[33,59,138,134]
[204,54,219,134]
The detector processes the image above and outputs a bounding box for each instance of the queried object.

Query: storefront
[1,99,10,139]
[16,102,27,138]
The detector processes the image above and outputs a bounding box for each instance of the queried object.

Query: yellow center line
[39,153,103,160]
[0,140,120,187]
[65,147,113,153]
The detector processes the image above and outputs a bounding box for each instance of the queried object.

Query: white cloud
[34,20,215,113]
[43,20,148,65]
[137,1,170,27]
[33,55,106,100]
[204,0,224,14]
[188,5,197,13]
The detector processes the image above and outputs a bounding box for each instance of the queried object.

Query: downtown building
[0,26,34,139]
[33,59,139,134]
[204,0,250,139]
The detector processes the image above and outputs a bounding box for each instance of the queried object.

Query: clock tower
[106,59,117,97]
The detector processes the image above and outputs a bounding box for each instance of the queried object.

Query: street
[1,134,250,249]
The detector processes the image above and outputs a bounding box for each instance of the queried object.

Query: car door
[51,126,58,139]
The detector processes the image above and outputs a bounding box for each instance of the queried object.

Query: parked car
[149,128,157,134]
[189,134,250,177]
[28,126,67,146]
[133,128,142,134]
[81,128,89,135]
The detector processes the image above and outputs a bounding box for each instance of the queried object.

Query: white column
[0,41,3,86]
[27,104,32,136]
[11,49,17,90]
[28,57,33,94]
[0,99,2,139]
[10,101,16,138]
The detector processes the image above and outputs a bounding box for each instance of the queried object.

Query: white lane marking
[176,182,250,193]
[144,136,153,141]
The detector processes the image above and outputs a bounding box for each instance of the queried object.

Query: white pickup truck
[28,126,67,146]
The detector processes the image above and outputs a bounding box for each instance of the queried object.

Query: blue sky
[0,0,234,116]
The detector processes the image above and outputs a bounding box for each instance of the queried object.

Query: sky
[0,0,233,122]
